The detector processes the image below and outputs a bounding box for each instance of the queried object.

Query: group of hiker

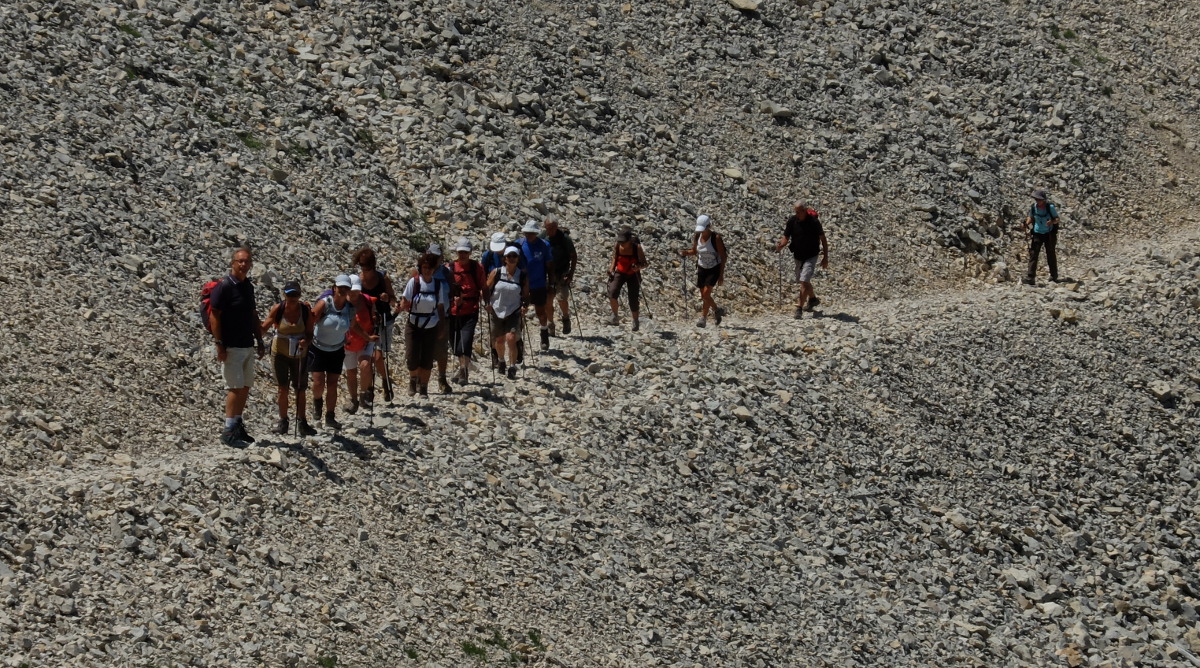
[206,190,1059,448]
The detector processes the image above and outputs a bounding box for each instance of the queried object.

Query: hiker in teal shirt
[1022,189,1060,284]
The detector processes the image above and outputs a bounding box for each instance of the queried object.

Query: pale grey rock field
[1,0,1199,666]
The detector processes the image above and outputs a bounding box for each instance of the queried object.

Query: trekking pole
[568,283,583,339]
[486,309,496,385]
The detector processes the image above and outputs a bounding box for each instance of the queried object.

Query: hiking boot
[498,360,507,375]
[714,306,725,326]
[408,377,418,396]
[455,367,468,385]
[806,296,821,312]
[491,349,500,369]
[236,420,255,444]
[604,313,619,326]
[360,397,373,411]
[1021,277,1035,286]
[632,318,640,332]
[324,413,341,430]
[548,322,556,337]
[363,388,375,406]
[794,307,804,320]
[562,315,571,335]
[298,420,317,437]
[345,398,359,415]
[438,375,452,394]
[540,329,550,351]
[274,418,289,435]
[507,365,518,380]
[419,383,429,397]
[696,317,707,328]
[220,427,248,449]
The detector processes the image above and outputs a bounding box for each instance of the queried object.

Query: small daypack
[199,276,227,333]
[693,231,726,266]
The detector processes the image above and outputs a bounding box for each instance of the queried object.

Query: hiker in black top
[1021,189,1061,284]
[353,246,399,402]
[208,246,266,447]
[776,201,829,319]
[543,218,578,336]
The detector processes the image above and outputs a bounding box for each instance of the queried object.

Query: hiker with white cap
[260,279,316,436]
[482,231,508,277]
[309,274,376,429]
[679,214,727,327]
[1022,189,1061,284]
[342,275,377,413]
[447,237,487,385]
[776,201,829,319]
[353,245,399,403]
[487,245,528,379]
[519,219,556,351]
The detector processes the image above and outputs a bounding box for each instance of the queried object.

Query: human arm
[566,238,578,282]
[716,234,728,283]
[636,243,648,270]
[397,279,414,312]
[819,233,830,269]
[680,233,698,257]
[209,308,227,361]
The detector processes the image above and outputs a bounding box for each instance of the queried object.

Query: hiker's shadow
[814,311,859,323]
[457,388,505,403]
[280,441,344,484]
[722,325,760,333]
[331,433,374,460]
[356,427,405,452]
[577,335,614,347]
[536,366,572,380]
[542,349,594,366]
[657,330,677,340]
[534,380,579,402]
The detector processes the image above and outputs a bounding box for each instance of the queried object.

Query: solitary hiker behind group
[776,201,829,319]
[1022,189,1060,284]
[208,246,266,448]
[679,214,726,327]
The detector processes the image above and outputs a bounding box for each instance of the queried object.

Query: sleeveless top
[360,269,393,321]
[345,295,375,352]
[614,243,639,275]
[272,304,307,358]
[696,233,720,270]
[313,296,352,352]
[490,267,522,319]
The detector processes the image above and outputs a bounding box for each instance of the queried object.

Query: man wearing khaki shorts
[776,201,829,319]
[208,246,266,447]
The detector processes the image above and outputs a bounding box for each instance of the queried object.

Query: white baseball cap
[489,232,507,252]
[695,214,711,232]
[350,275,362,292]
[521,219,540,234]
[334,274,352,288]
[452,237,472,253]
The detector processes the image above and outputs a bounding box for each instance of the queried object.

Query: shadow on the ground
[355,427,405,452]
[814,311,860,323]
[279,441,344,484]
[542,349,594,366]
[577,335,614,346]
[721,325,761,333]
[331,433,374,460]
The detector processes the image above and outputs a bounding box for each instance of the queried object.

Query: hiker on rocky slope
[261,280,316,436]
[606,227,648,331]
[487,246,527,380]
[422,244,455,393]
[447,238,487,385]
[208,246,267,448]
[520,219,556,351]
[679,214,727,328]
[354,246,399,403]
[343,276,376,413]
[543,218,578,337]
[1022,189,1061,285]
[400,253,449,397]
[309,274,376,429]
[776,201,829,319]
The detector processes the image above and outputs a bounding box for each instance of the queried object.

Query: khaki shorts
[222,347,256,389]
[550,281,570,302]
[795,255,819,283]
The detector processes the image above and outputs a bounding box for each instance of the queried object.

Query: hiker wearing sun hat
[447,237,487,385]
[482,231,508,277]
[487,245,528,379]
[417,243,455,393]
[342,275,377,413]
[679,214,727,327]
[1022,189,1061,285]
[519,219,555,351]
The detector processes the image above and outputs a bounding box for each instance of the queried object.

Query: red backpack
[199,276,227,333]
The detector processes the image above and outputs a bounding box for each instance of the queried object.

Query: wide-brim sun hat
[521,219,540,234]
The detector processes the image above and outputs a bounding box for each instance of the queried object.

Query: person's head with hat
[489,232,507,253]
[427,243,443,260]
[452,237,473,264]
[616,226,634,244]
[695,214,712,235]
[283,279,302,299]
[521,219,541,240]
[331,273,352,307]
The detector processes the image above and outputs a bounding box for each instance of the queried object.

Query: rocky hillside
[2,0,1200,666]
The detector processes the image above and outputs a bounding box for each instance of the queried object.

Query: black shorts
[529,287,548,306]
[607,273,641,312]
[405,323,437,371]
[697,265,720,288]
[307,346,345,375]
[490,311,521,336]
[449,312,479,357]
[273,353,309,391]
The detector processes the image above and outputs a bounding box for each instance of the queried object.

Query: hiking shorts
[697,265,720,288]
[307,346,345,376]
[529,287,548,307]
[342,344,374,371]
[795,255,819,283]
[490,311,521,336]
[450,312,479,357]
[405,323,437,371]
[607,272,641,312]
[221,347,256,390]
[273,353,308,391]
[550,280,570,302]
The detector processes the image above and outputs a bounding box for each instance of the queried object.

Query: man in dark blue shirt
[520,220,556,351]
[208,246,265,447]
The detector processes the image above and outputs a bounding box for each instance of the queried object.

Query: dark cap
[1031,189,1048,201]
[616,227,633,242]
[283,280,301,295]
